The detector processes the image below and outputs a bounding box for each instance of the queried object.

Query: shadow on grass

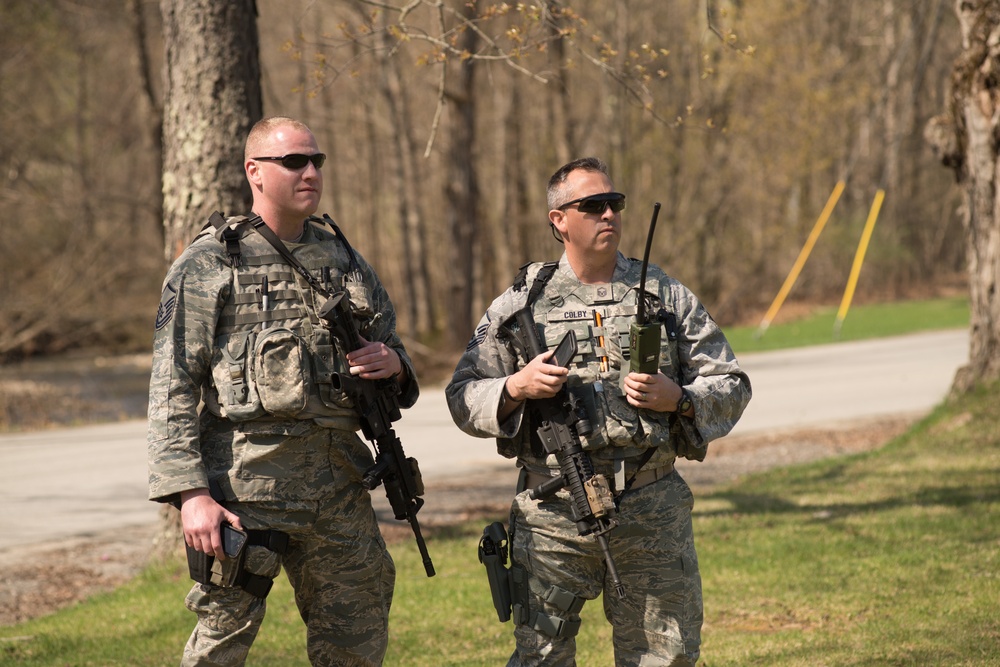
[698,471,1000,519]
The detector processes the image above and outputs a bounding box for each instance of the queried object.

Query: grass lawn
[2,296,995,666]
[725,295,969,354]
[3,381,996,666]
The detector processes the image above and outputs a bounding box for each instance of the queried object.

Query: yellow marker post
[755,181,846,338]
[834,189,885,338]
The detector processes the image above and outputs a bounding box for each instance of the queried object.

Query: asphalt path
[0,329,969,553]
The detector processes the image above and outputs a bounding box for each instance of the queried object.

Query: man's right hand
[179,488,243,560]
[506,350,569,401]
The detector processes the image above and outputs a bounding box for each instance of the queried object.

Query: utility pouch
[210,331,266,421]
[185,523,249,588]
[478,522,513,622]
[344,272,374,318]
[253,327,312,418]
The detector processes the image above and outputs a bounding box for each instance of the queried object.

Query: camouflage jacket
[446,252,750,471]
[147,216,418,503]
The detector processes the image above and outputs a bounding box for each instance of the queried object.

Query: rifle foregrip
[527,474,565,500]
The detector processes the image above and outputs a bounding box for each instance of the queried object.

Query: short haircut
[546,157,611,210]
[245,116,312,161]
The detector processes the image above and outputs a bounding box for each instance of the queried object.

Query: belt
[626,462,675,490]
[521,462,674,494]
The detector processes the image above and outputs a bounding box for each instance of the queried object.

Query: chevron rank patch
[154,283,177,331]
[466,321,490,351]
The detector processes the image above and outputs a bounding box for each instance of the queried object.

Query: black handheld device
[222,523,248,559]
[186,522,249,587]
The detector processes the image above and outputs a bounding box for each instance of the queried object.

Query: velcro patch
[154,283,177,331]
[466,321,490,351]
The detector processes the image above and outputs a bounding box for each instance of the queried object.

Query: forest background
[0,0,966,378]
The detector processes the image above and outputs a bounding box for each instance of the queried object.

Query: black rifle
[498,307,625,598]
[318,291,435,577]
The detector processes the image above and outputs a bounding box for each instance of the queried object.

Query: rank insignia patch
[466,321,490,351]
[154,283,177,331]
[591,283,614,303]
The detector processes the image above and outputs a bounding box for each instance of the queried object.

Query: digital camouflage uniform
[446,252,750,666]
[148,216,418,666]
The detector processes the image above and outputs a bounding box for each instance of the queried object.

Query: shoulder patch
[154,283,177,331]
[465,320,490,351]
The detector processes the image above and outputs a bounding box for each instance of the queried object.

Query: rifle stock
[319,292,435,577]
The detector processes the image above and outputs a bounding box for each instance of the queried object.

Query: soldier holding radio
[447,157,751,666]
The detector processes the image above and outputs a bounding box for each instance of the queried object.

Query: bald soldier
[148,116,417,666]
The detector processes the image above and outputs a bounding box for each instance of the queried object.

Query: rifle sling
[247,214,364,302]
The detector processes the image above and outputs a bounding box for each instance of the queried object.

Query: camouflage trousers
[180,489,395,666]
[507,469,701,667]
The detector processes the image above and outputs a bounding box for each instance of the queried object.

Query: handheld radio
[628,203,662,375]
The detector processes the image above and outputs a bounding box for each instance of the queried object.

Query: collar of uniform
[555,251,631,281]
[546,252,635,310]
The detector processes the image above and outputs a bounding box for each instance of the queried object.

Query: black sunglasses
[252,153,326,170]
[558,192,626,214]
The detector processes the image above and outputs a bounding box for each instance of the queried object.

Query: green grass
[725,295,969,354]
[4,383,998,666]
[2,295,994,666]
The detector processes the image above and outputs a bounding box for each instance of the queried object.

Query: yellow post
[755,181,846,338]
[834,189,886,338]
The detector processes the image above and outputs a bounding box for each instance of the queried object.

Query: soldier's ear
[549,209,568,239]
[246,159,262,187]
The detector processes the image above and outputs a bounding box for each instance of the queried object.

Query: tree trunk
[160,0,262,260]
[155,0,262,558]
[126,0,165,250]
[380,26,435,338]
[547,2,575,164]
[926,1,1000,392]
[446,1,481,347]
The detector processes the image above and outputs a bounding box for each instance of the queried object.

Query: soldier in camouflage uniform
[147,116,418,666]
[446,157,751,666]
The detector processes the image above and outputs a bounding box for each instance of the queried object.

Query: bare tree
[444,0,482,347]
[127,0,165,248]
[926,0,1000,392]
[160,0,262,259]
[154,0,262,557]
[1,0,970,364]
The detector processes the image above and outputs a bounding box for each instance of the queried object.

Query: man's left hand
[624,371,683,413]
[347,336,404,381]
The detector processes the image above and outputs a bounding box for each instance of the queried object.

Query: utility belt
[186,523,290,598]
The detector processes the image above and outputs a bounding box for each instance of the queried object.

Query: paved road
[0,329,969,552]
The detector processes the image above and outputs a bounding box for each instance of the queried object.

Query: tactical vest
[511,260,683,468]
[201,214,372,428]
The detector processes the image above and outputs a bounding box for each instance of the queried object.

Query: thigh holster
[186,526,290,599]
[522,579,585,639]
[234,528,290,598]
[478,517,586,639]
